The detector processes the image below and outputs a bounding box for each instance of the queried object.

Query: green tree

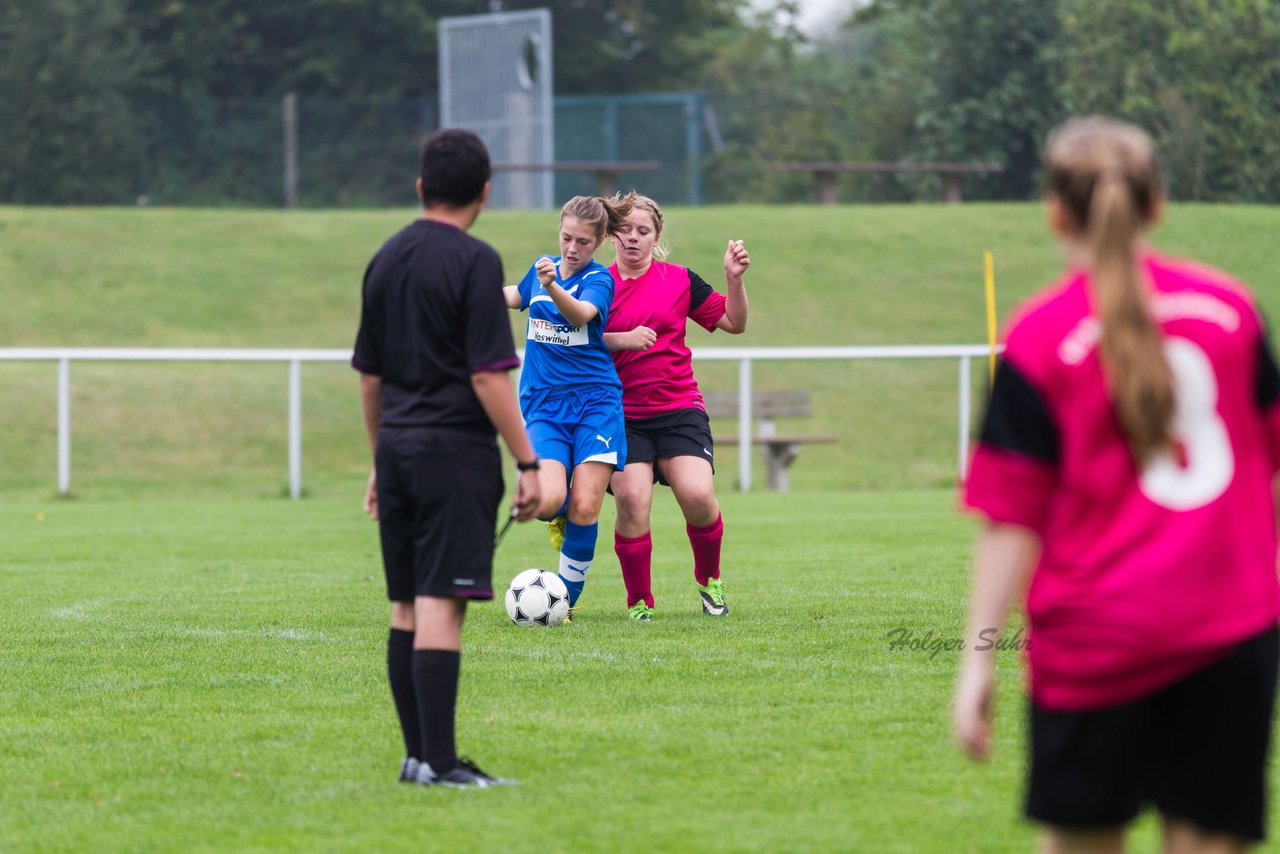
[121,0,752,99]
[125,0,460,98]
[697,3,922,203]
[1054,0,1280,201]
[0,0,143,203]
[852,0,1061,199]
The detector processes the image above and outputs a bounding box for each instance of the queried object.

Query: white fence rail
[0,345,1001,497]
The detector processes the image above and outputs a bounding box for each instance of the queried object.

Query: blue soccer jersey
[516,257,622,403]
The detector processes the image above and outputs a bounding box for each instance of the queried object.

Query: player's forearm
[961,523,1038,666]
[359,373,381,459]
[721,274,749,333]
[544,281,597,327]
[502,286,521,309]
[603,332,628,351]
[471,370,537,465]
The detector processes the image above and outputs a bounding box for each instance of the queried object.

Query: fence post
[957,355,972,481]
[289,359,302,499]
[282,92,299,210]
[737,357,752,492]
[57,357,71,495]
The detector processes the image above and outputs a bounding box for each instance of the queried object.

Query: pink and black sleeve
[963,354,1060,530]
[687,269,727,332]
[1254,320,1280,472]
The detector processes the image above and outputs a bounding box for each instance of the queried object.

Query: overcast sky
[761,0,866,33]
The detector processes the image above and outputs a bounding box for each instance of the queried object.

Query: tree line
[2,0,1277,205]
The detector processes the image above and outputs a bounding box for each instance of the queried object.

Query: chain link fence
[4,92,714,208]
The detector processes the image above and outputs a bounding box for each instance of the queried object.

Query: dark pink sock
[615,531,653,608]
[687,513,723,587]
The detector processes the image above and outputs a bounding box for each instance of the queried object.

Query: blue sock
[558,520,598,607]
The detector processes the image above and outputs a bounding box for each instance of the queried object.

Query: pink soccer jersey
[964,252,1280,711]
[606,261,727,418]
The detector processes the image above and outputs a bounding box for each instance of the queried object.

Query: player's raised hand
[724,239,750,278]
[535,256,557,287]
[629,325,657,350]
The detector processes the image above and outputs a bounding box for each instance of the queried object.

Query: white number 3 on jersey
[1139,338,1234,511]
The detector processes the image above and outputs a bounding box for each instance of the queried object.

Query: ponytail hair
[1046,117,1173,464]
[560,194,633,242]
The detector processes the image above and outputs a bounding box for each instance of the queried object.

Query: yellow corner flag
[984,251,997,387]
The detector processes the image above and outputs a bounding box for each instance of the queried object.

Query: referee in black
[353,129,540,788]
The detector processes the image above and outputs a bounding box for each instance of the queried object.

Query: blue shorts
[523,385,627,473]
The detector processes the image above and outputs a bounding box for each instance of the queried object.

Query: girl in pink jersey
[604,192,750,620]
[955,118,1280,851]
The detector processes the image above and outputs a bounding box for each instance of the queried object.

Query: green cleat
[563,606,576,624]
[697,577,728,617]
[547,516,567,552]
[628,602,654,621]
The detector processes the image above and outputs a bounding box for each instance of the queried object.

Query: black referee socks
[412,649,461,775]
[387,629,420,760]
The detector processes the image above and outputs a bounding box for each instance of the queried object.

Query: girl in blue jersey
[503,195,632,615]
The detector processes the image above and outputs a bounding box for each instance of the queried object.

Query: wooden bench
[772,161,1005,205]
[704,390,838,492]
[493,160,662,197]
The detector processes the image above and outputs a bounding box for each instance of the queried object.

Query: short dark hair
[419,129,491,207]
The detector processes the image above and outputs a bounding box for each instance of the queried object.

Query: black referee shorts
[1026,626,1279,842]
[375,427,504,602]
[624,408,715,485]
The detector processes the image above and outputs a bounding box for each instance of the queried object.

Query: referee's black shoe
[420,757,517,788]
[398,757,421,783]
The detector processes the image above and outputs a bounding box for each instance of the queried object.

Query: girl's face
[613,208,660,267]
[559,217,603,274]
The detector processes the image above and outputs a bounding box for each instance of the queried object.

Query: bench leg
[816,171,838,206]
[764,443,800,491]
[595,170,620,198]
[943,175,962,204]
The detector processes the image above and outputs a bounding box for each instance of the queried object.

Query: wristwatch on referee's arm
[516,458,541,472]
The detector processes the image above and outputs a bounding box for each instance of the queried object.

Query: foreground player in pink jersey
[955,117,1280,852]
[604,192,750,620]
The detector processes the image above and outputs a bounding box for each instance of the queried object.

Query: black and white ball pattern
[504,569,570,627]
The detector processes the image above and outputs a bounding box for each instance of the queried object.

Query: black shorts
[624,408,715,485]
[375,427,504,602]
[1026,626,1280,841]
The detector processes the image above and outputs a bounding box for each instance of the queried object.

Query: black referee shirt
[353,219,519,436]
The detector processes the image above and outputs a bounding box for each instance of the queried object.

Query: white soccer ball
[504,569,570,628]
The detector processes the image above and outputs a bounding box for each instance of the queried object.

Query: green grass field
[1,490,1186,852]
[3,204,1280,850]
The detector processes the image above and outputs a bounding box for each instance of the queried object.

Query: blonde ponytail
[1090,176,1175,463]
[561,194,633,241]
[1046,117,1171,464]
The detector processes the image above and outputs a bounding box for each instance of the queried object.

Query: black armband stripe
[980,360,1060,463]
[688,269,714,311]
[1257,333,1280,410]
